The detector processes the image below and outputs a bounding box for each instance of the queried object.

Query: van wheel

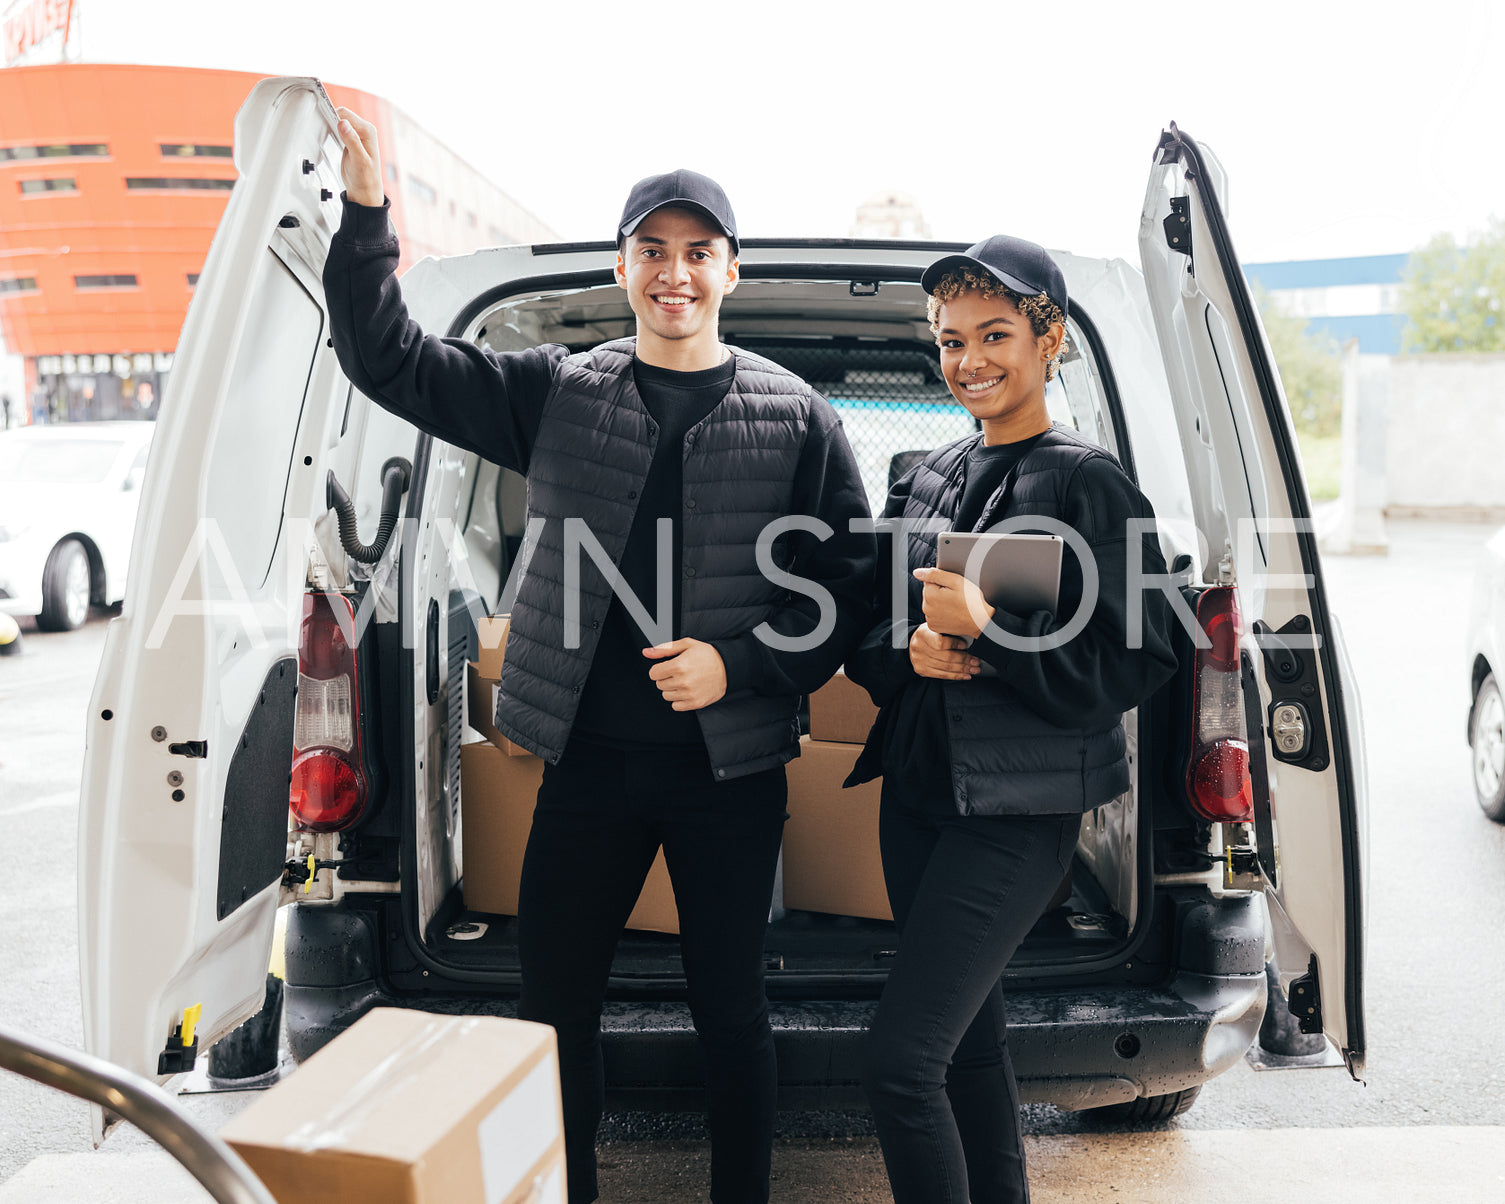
[38,538,91,631]
[1470,673,1505,822]
[1085,1085,1202,1124]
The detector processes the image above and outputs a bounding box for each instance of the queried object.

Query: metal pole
[0,1022,277,1204]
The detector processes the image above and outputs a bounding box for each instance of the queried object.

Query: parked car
[1466,526,1505,822]
[0,421,154,631]
[77,80,1367,1137]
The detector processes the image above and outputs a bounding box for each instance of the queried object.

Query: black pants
[515,740,787,1204]
[863,782,1078,1204]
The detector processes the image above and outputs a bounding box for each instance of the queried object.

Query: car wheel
[37,538,91,632]
[1084,1085,1202,1124]
[1470,673,1505,822]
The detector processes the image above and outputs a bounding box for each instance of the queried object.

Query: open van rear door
[1139,123,1367,1078]
[79,78,355,1115]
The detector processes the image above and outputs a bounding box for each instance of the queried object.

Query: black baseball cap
[618,169,740,256]
[921,235,1068,320]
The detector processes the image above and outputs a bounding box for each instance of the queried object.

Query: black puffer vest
[854,424,1131,815]
[493,338,812,780]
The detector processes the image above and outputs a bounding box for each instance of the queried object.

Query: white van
[78,78,1367,1133]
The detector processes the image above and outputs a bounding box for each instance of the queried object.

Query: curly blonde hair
[926,266,1068,379]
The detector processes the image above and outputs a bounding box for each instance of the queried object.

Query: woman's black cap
[921,235,1068,320]
[618,169,740,256]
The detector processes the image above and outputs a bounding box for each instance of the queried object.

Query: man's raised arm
[322,108,560,474]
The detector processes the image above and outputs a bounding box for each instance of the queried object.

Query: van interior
[354,272,1162,994]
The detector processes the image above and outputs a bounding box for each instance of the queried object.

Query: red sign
[3,0,74,67]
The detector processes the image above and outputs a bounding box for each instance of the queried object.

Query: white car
[0,421,154,631]
[77,80,1368,1137]
[1466,527,1505,822]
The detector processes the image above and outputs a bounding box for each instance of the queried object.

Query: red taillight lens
[1190,740,1253,823]
[1185,587,1253,824]
[290,591,367,832]
[289,750,363,831]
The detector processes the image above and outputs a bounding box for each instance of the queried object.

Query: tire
[1085,1085,1202,1124]
[37,538,91,632]
[1470,673,1505,822]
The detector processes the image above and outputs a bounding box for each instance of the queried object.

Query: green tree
[1401,218,1505,352]
[1254,284,1342,438]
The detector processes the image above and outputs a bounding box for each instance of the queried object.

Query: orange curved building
[0,62,556,424]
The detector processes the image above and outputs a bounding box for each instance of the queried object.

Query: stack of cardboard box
[221,1008,565,1202]
[461,616,679,934]
[460,618,892,926]
[783,672,890,921]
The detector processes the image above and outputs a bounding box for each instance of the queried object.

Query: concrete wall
[1385,352,1505,513]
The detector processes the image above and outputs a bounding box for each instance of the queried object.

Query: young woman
[844,236,1180,1203]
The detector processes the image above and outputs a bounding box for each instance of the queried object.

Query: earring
[1046,353,1062,381]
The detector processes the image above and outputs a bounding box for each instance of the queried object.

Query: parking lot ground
[7,1127,1505,1202]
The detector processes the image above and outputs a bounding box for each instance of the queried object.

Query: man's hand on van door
[913,567,995,642]
[644,639,727,711]
[334,108,384,207]
[909,623,982,681]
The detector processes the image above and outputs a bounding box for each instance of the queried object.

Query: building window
[126,177,235,191]
[0,143,108,161]
[187,273,200,287]
[468,211,477,228]
[160,143,233,159]
[407,175,437,204]
[0,277,39,294]
[19,178,77,194]
[75,275,138,290]
[384,162,398,184]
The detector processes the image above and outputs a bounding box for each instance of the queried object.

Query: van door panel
[1139,124,1366,1077]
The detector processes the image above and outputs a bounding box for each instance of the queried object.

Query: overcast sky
[61,0,1505,264]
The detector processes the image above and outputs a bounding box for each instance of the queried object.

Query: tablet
[936,531,1063,617]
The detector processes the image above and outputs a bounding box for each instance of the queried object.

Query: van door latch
[849,280,880,297]
[168,740,207,758]
[1163,195,1192,257]
[1288,955,1324,1035]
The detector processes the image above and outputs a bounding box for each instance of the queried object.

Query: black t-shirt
[571,356,737,749]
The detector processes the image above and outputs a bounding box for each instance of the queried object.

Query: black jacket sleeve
[322,196,564,472]
[969,455,1179,729]
[843,465,923,708]
[709,397,877,696]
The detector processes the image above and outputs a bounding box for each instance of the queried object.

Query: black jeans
[515,740,787,1204]
[863,782,1078,1204]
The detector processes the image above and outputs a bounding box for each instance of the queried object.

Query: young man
[325,110,875,1204]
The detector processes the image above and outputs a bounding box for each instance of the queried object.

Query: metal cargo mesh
[741,340,978,515]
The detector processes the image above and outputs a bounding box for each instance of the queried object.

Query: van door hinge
[1164,195,1192,258]
[1288,955,1323,1034]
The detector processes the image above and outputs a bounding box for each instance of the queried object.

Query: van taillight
[1185,586,1253,823]
[289,591,367,832]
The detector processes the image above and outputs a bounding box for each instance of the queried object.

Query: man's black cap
[618,169,739,256]
[921,235,1068,320]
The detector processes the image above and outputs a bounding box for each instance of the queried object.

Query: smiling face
[616,205,739,370]
[935,288,1063,444]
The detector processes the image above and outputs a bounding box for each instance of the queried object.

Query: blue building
[1244,253,1409,354]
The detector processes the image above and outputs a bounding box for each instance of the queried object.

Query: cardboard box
[461,741,680,934]
[808,670,880,745]
[467,614,531,756]
[467,662,532,757]
[222,1008,565,1204]
[476,614,510,680]
[782,736,892,922]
